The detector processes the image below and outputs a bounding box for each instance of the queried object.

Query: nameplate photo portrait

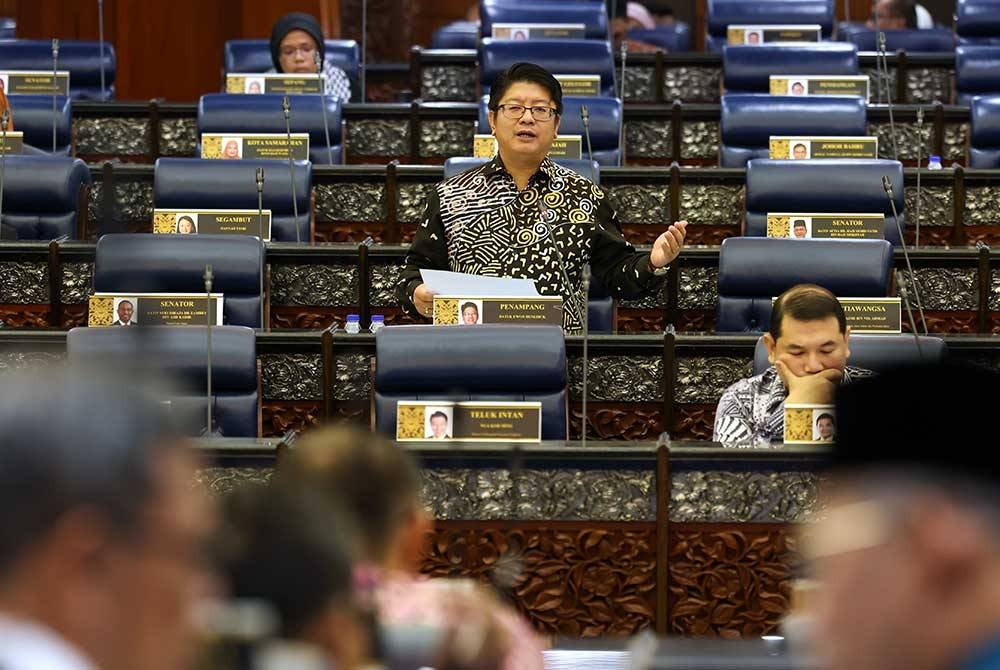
[766,213,885,240]
[153,208,272,241]
[201,133,310,161]
[0,70,70,95]
[0,131,24,155]
[491,23,586,40]
[225,73,324,95]
[769,75,870,101]
[396,401,543,443]
[88,293,224,327]
[432,296,564,326]
[770,296,901,333]
[554,74,601,97]
[726,24,821,45]
[784,404,837,444]
[769,136,878,160]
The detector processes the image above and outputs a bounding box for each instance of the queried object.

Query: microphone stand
[894,269,924,359]
[878,32,899,160]
[255,166,265,240]
[883,175,928,334]
[580,105,596,182]
[915,107,923,247]
[617,40,626,166]
[97,0,107,99]
[204,264,216,436]
[581,265,591,448]
[51,38,59,153]
[315,52,335,165]
[361,0,368,102]
[0,111,8,232]
[281,96,302,244]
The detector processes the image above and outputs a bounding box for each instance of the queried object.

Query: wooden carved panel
[676,309,717,333]
[570,402,665,441]
[0,306,53,329]
[61,305,88,329]
[673,403,717,441]
[617,309,667,333]
[269,306,349,330]
[901,310,979,334]
[262,401,321,437]
[902,228,955,247]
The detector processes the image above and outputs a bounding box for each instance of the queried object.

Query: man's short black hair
[487,62,564,116]
[816,413,835,425]
[769,284,847,341]
[461,301,478,313]
[430,411,448,422]
[793,219,807,228]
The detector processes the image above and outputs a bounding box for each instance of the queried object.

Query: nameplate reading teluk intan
[0,71,70,95]
[726,24,821,44]
[769,75,870,101]
[766,213,885,240]
[88,293,224,327]
[432,296,563,326]
[201,133,310,161]
[153,208,273,241]
[784,403,837,445]
[769,136,878,160]
[0,131,23,155]
[555,74,601,97]
[491,23,586,40]
[396,401,543,443]
[771,296,901,333]
[225,73,324,95]
[473,134,582,160]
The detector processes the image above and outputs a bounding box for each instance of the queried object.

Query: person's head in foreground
[815,412,835,440]
[0,367,213,670]
[461,301,479,325]
[793,220,808,238]
[487,63,563,169]
[271,12,326,74]
[793,143,809,159]
[867,0,918,30]
[116,299,134,323]
[429,411,449,438]
[765,284,851,380]
[809,361,1000,670]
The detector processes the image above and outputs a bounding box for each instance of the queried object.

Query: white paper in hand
[419,269,540,297]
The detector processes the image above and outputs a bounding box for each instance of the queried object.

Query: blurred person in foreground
[0,368,214,670]
[278,426,546,670]
[806,361,1000,670]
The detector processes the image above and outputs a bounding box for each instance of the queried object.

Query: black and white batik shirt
[397,156,663,333]
[712,365,874,446]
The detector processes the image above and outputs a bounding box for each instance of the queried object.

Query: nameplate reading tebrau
[396,401,543,442]
[88,293,224,327]
[432,296,563,326]
[202,133,310,161]
[225,73,324,95]
[153,208,273,241]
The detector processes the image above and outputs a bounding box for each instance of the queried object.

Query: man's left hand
[650,220,689,269]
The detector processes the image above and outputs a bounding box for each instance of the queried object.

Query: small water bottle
[369,314,385,333]
[927,155,942,170]
[345,314,361,334]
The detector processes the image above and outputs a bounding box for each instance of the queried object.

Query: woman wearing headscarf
[269,12,352,102]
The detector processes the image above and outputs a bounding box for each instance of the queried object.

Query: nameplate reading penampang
[770,296,901,333]
[0,131,23,155]
[769,136,878,160]
[555,74,601,97]
[396,401,542,442]
[201,133,310,161]
[152,208,273,241]
[0,71,70,95]
[491,23,586,40]
[225,73,324,95]
[88,293,224,327]
[766,213,885,240]
[432,296,563,326]
[769,75,870,101]
[784,403,837,444]
[726,24,821,44]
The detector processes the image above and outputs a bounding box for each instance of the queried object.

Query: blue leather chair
[432,20,480,49]
[716,237,893,332]
[969,95,1000,167]
[0,156,90,239]
[752,333,946,374]
[957,0,1000,45]
[0,40,115,100]
[723,43,858,94]
[706,0,835,51]
[719,94,867,167]
[443,156,601,182]
[6,95,72,155]
[67,325,260,437]
[197,93,343,164]
[745,158,904,245]
[479,38,615,97]
[0,18,15,39]
[956,46,1000,106]
[223,39,361,102]
[477,95,622,165]
[153,157,312,243]
[373,325,568,439]
[94,234,265,329]
[480,0,608,40]
[838,25,955,52]
[627,24,692,52]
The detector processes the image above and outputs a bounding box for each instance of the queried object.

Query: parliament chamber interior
[3,0,1000,668]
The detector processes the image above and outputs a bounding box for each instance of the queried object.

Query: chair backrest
[153,157,312,243]
[197,93,343,164]
[66,325,260,437]
[744,158,904,245]
[94,234,264,329]
[0,39,115,100]
[707,0,835,51]
[839,25,955,52]
[480,0,609,40]
[432,20,480,49]
[957,0,1000,44]
[723,43,858,93]
[0,155,90,240]
[956,45,1000,106]
[442,156,601,183]
[752,333,947,375]
[479,38,616,97]
[716,237,893,332]
[627,24,692,52]
[6,95,72,155]
[222,39,360,101]
[719,94,867,167]
[374,324,568,439]
[970,95,1000,167]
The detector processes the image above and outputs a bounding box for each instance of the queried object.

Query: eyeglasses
[496,104,558,122]
[280,44,317,58]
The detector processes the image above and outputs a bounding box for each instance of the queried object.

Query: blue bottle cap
[346,314,360,321]
[371,314,385,322]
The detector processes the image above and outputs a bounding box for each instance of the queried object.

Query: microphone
[538,202,587,331]
[579,105,597,182]
[617,40,627,167]
[361,0,368,102]
[315,51,335,165]
[581,264,591,448]
[255,166,265,240]
[97,0,107,99]
[894,269,924,360]
[203,263,219,437]
[915,107,924,247]
[0,110,8,233]
[51,39,59,153]
[883,175,928,334]
[878,32,899,161]
[281,96,302,244]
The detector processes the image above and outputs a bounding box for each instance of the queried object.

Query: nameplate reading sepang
[201,133,310,161]
[396,401,542,442]
[726,24,821,44]
[225,73,324,95]
[152,208,272,241]
[0,70,70,95]
[492,23,586,40]
[555,74,601,97]
[769,75,870,101]
[766,213,885,240]
[88,293,224,327]
[0,131,24,155]
[432,296,563,326]
[784,403,837,445]
[770,296,901,333]
[769,136,878,160]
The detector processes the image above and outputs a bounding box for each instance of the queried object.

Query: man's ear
[764,333,778,364]
[488,110,497,135]
[843,326,851,360]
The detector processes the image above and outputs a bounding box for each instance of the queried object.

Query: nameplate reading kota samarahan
[396,401,542,442]
[0,71,70,95]
[432,296,563,326]
[225,73,324,95]
[784,403,837,444]
[153,208,272,241]
[88,293,224,327]
[202,133,310,161]
[769,136,878,160]
[766,213,885,240]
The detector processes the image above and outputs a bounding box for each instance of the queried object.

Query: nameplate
[153,208,272,241]
[555,74,601,97]
[0,131,23,155]
[88,293,224,327]
[473,134,582,159]
[770,296,901,333]
[784,403,836,444]
[432,296,563,326]
[225,73,324,95]
[769,75,871,101]
[396,401,542,442]
[0,70,70,95]
[766,213,885,240]
[492,23,586,40]
[727,24,821,44]
[769,136,878,160]
[202,133,310,161]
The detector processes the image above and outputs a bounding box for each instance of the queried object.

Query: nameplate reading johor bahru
[88,293,224,327]
[769,75,870,101]
[769,136,878,160]
[726,24,821,44]
[153,208,273,241]
[491,23,586,40]
[396,401,543,442]
[0,131,23,155]
[201,133,310,161]
[555,74,601,97]
[432,296,563,326]
[0,71,70,95]
[225,73,323,95]
[771,296,901,333]
[784,403,837,445]
[766,213,885,240]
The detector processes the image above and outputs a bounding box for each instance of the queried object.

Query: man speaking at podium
[395,63,689,333]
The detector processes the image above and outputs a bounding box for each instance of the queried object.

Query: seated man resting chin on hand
[713,284,874,445]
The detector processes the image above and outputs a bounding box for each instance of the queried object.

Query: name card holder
[0,70,70,95]
[784,403,837,444]
[727,24,821,44]
[555,74,601,97]
[769,136,879,160]
[202,133,310,161]
[769,75,870,101]
[89,293,224,327]
[153,208,272,241]
[0,131,23,155]
[396,400,542,442]
[766,213,885,240]
[491,23,586,40]
[473,134,581,160]
[770,296,901,333]
[433,296,563,326]
[225,73,325,95]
